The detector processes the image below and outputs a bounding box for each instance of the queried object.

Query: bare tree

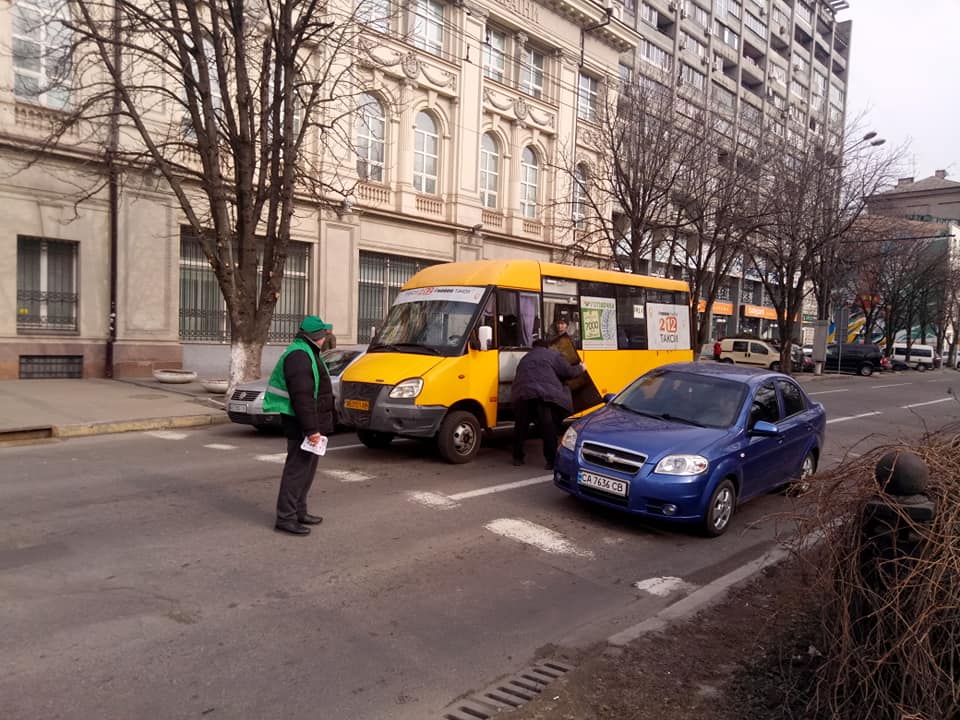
[749,126,903,371]
[15,0,376,385]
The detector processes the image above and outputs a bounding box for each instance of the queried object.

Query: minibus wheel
[357,429,394,449]
[437,410,481,464]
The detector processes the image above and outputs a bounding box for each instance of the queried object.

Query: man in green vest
[263,315,335,536]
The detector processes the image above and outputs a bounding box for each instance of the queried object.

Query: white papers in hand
[300,435,328,456]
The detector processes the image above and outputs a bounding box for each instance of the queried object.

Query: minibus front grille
[339,381,385,425]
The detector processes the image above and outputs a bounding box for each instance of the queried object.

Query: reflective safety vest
[262,337,329,416]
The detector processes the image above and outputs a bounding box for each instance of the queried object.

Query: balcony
[415,195,443,216]
[356,182,391,208]
[740,56,764,85]
[481,210,504,230]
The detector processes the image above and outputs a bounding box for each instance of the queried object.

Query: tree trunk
[229,338,266,393]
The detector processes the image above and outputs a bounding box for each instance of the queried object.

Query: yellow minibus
[339,260,692,463]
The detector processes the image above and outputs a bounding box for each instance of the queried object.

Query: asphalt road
[2,369,958,720]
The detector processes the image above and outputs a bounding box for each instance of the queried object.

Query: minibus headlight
[560,426,578,451]
[389,378,423,399]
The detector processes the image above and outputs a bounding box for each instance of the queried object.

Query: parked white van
[890,343,935,370]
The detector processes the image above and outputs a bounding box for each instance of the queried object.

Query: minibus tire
[437,410,481,464]
[357,429,394,449]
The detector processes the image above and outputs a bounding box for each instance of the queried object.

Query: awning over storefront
[742,304,778,320]
[697,300,734,315]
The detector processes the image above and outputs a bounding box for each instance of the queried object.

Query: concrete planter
[153,369,198,384]
[201,379,229,394]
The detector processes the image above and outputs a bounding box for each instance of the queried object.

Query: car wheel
[721,358,734,364]
[701,479,736,537]
[917,363,927,372]
[357,429,394,449]
[437,410,482,464]
[769,361,781,371]
[858,363,873,377]
[788,451,817,496]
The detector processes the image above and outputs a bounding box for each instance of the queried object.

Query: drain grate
[441,660,574,719]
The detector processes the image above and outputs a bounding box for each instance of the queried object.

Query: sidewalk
[0,378,228,442]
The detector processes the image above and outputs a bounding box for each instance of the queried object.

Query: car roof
[654,361,789,385]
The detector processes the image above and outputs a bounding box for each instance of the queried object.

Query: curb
[52,413,230,439]
[607,545,790,646]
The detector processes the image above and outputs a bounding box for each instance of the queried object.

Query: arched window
[520,147,539,218]
[572,163,588,228]
[356,93,386,182]
[479,133,500,209]
[414,111,439,194]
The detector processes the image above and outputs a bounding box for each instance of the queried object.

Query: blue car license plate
[578,470,628,497]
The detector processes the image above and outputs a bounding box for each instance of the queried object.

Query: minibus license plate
[578,471,628,497]
[344,399,369,411]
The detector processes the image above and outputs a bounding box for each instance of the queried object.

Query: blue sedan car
[554,362,826,536]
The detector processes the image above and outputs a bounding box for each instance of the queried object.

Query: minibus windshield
[369,286,486,355]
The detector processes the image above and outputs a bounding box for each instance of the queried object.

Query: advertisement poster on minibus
[647,303,691,350]
[580,296,618,350]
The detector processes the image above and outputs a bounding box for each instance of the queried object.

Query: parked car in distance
[554,362,826,537]
[718,337,782,370]
[822,342,885,376]
[227,345,367,431]
[890,343,936,371]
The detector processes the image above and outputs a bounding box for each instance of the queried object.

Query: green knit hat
[299,315,333,342]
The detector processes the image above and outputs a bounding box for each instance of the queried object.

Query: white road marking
[449,475,553,501]
[873,383,911,389]
[826,411,882,425]
[146,430,188,440]
[324,469,373,483]
[407,491,459,509]
[902,397,955,409]
[204,443,236,450]
[255,453,286,463]
[326,442,366,452]
[633,576,695,597]
[807,389,849,396]
[485,518,594,558]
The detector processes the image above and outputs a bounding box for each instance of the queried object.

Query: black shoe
[298,513,323,525]
[512,457,525,466]
[274,521,310,536]
[544,460,555,470]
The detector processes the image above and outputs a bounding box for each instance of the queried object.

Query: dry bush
[793,426,960,719]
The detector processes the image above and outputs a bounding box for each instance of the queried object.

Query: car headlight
[654,454,709,475]
[560,426,578,451]
[388,378,423,399]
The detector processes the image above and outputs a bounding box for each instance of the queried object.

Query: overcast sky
[842,0,960,180]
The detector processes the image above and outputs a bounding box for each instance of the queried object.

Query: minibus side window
[496,289,541,348]
[615,285,647,349]
[478,294,497,348]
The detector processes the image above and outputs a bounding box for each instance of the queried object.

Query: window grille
[17,236,78,333]
[178,229,309,343]
[357,251,438,343]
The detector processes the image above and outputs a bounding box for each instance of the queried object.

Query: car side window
[733,340,748,352]
[777,380,806,417]
[750,342,768,355]
[749,383,780,426]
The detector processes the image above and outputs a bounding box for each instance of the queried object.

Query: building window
[12,0,71,109]
[680,63,706,92]
[685,1,710,27]
[413,0,443,56]
[744,11,767,37]
[741,102,761,126]
[479,132,500,209]
[640,2,657,25]
[483,28,506,82]
[413,111,439,194]
[178,231,308,343]
[641,39,672,71]
[714,20,739,49]
[577,73,599,122]
[796,0,813,26]
[357,252,438,343]
[520,147,539,218]
[16,236,77,332]
[519,46,545,98]
[572,163,588,228]
[679,31,707,58]
[359,0,391,32]
[769,63,786,84]
[356,93,386,182]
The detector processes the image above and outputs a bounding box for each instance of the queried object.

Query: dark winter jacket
[281,335,335,437]
[510,346,584,413]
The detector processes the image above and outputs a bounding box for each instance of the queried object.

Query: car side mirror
[477,325,493,351]
[750,420,779,436]
[603,393,616,404]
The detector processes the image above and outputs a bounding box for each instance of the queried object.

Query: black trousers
[276,431,320,523]
[512,398,566,465]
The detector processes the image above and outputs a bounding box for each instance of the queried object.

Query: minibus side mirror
[477,325,493,351]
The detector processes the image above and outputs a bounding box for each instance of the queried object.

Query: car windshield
[612,370,747,429]
[321,348,362,376]
[370,286,486,356]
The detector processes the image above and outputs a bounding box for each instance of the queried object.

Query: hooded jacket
[510,345,584,413]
